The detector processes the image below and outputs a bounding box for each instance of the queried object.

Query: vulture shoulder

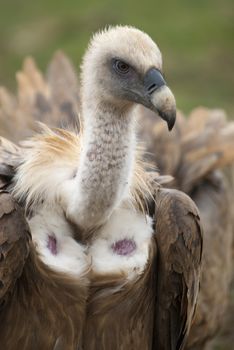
[153,187,202,350]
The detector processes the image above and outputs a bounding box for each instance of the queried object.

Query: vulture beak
[144,68,176,131]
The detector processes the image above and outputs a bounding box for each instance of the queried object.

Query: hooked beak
[143,68,176,131]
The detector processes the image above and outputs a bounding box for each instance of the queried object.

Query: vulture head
[81,26,176,130]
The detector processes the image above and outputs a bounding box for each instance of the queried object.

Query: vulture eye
[113,59,130,75]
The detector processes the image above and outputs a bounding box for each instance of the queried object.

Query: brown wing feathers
[138,106,234,349]
[185,172,233,350]
[0,191,30,307]
[137,106,234,193]
[153,188,202,350]
[0,52,80,143]
[0,191,88,350]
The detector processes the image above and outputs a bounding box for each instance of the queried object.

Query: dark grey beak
[143,68,176,131]
[144,68,166,94]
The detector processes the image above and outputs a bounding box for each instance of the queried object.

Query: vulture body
[0,26,203,350]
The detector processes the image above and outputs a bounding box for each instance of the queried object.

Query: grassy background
[0,0,233,116]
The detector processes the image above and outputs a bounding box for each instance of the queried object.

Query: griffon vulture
[4,40,232,350]
[0,26,202,349]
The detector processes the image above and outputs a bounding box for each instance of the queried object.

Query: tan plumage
[0,26,203,350]
[137,106,234,349]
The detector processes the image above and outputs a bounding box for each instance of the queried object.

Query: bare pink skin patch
[47,235,58,255]
[111,239,136,256]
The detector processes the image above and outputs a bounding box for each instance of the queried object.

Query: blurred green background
[0,0,233,116]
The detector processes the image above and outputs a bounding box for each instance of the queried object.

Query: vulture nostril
[144,68,166,95]
[148,84,157,94]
